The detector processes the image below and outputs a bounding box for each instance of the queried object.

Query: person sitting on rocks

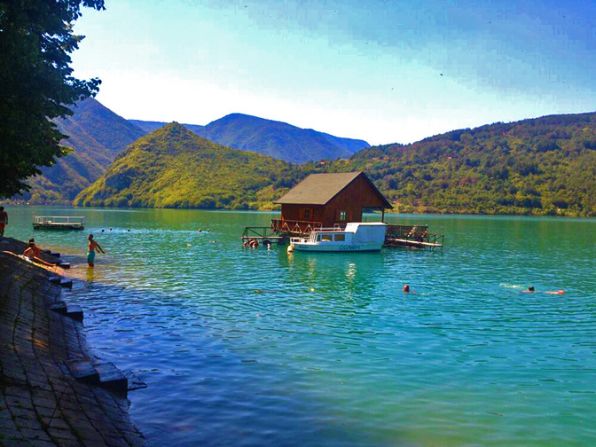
[23,239,56,267]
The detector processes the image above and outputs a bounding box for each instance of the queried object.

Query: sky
[71,0,596,145]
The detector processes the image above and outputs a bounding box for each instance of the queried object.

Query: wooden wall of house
[280,174,387,227]
[280,204,325,223]
[322,175,387,225]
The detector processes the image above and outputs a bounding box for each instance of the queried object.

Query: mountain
[129,113,370,163]
[77,112,595,216]
[325,112,595,217]
[19,98,145,203]
[74,123,301,209]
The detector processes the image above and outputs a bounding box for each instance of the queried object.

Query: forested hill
[74,123,300,209]
[324,112,595,216]
[76,112,595,216]
[129,113,370,163]
[17,98,145,203]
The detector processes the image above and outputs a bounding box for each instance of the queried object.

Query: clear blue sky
[72,0,595,145]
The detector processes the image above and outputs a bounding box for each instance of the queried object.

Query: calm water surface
[5,207,596,446]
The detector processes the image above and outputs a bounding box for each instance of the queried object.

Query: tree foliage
[0,0,104,197]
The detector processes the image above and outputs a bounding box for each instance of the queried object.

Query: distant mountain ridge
[129,120,205,136]
[20,98,145,203]
[129,113,370,163]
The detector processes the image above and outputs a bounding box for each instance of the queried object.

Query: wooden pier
[241,226,288,244]
[384,225,444,249]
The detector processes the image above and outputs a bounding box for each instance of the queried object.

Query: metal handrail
[33,216,85,224]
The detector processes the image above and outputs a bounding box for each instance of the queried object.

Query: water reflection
[86,266,95,283]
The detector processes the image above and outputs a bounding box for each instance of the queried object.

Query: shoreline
[0,237,144,446]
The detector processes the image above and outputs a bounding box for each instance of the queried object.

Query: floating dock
[241,222,444,249]
[33,215,85,230]
[241,226,288,244]
[384,225,444,249]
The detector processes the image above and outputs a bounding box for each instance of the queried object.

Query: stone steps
[50,300,84,321]
[65,359,129,397]
[48,275,73,288]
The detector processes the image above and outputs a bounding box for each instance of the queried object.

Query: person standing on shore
[87,234,105,267]
[0,207,7,237]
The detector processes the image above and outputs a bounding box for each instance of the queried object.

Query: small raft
[33,216,85,231]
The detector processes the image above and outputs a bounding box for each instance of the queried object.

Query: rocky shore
[0,237,144,446]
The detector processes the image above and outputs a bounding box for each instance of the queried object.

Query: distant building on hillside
[272,171,391,235]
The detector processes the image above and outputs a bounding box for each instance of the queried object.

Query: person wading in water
[87,234,105,267]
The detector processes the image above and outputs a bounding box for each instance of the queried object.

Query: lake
[4,206,596,446]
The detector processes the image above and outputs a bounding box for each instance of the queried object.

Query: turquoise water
[4,206,596,446]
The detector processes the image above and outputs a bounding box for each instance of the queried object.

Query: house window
[339,211,347,221]
[303,208,312,220]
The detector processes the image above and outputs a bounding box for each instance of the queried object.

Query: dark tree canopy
[0,0,105,198]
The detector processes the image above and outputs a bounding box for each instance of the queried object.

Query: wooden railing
[271,219,324,235]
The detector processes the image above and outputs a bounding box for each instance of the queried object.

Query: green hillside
[75,112,595,217]
[17,98,145,203]
[325,112,595,216]
[74,123,299,209]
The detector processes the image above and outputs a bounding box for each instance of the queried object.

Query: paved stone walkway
[0,242,144,446]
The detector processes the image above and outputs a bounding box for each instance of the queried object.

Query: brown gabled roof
[275,171,392,208]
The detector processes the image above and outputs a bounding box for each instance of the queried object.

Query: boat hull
[292,243,382,252]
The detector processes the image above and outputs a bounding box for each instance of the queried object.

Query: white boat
[289,222,387,252]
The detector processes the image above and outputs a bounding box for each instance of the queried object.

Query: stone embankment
[0,237,144,446]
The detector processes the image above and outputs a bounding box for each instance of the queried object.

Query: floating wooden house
[241,171,443,248]
[271,171,392,235]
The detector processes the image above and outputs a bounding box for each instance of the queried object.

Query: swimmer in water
[87,234,105,267]
[403,284,410,293]
[522,286,565,295]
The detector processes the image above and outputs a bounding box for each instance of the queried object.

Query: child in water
[87,234,105,267]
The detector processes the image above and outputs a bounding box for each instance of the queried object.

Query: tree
[0,0,104,198]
